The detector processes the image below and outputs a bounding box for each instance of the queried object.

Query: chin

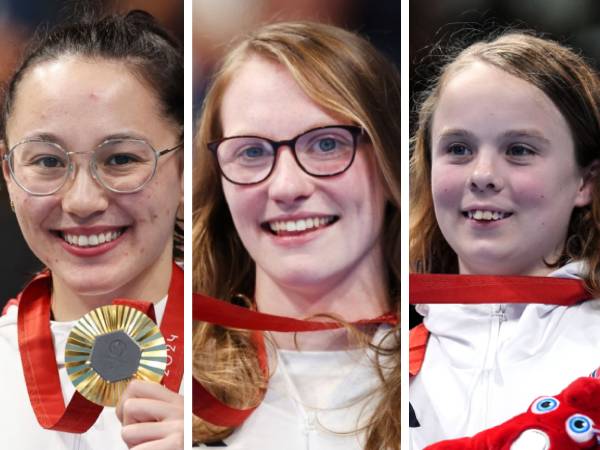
[58,268,129,298]
[461,251,525,275]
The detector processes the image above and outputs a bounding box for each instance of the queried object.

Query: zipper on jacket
[481,304,506,426]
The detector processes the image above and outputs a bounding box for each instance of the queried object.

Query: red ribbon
[17,262,184,433]
[191,292,398,427]
[193,293,398,330]
[410,273,592,305]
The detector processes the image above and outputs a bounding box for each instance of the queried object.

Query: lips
[262,215,339,236]
[463,209,513,222]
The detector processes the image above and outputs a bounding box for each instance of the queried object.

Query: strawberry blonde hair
[193,21,400,449]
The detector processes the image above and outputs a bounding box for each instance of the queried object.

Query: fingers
[128,435,183,450]
[116,380,182,424]
[122,421,183,450]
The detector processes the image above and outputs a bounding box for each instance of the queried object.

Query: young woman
[410,32,600,448]
[192,21,400,450]
[0,11,184,450]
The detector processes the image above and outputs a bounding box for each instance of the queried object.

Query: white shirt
[410,262,600,449]
[0,297,169,450]
[199,326,394,450]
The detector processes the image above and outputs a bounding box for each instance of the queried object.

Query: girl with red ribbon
[192,22,400,450]
[409,32,600,449]
[0,9,184,450]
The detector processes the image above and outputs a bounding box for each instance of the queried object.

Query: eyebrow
[436,128,477,142]
[223,123,351,140]
[500,129,551,144]
[17,131,148,147]
[436,128,551,144]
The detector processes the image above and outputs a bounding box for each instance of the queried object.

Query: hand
[116,380,184,450]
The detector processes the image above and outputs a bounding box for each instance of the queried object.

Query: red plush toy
[425,377,600,450]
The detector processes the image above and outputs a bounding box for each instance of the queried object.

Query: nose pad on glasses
[61,158,109,217]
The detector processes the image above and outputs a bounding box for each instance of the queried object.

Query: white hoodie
[410,262,600,449]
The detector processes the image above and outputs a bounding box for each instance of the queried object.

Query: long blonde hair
[411,32,600,291]
[193,21,400,449]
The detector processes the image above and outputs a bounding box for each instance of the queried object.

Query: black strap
[409,402,420,428]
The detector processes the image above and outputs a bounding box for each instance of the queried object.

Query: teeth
[61,229,124,247]
[467,210,509,221]
[268,216,335,234]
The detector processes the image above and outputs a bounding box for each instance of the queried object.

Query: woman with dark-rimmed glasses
[193,21,400,450]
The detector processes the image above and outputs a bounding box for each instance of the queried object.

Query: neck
[254,252,388,350]
[50,258,173,322]
[458,259,555,277]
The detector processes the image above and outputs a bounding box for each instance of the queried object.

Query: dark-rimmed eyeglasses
[208,125,363,185]
[4,138,182,196]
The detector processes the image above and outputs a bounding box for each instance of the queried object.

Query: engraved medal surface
[65,304,167,406]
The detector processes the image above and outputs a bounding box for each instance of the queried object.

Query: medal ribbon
[191,292,398,427]
[409,273,592,305]
[18,262,184,433]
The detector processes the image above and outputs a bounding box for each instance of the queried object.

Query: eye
[240,146,267,158]
[106,153,140,166]
[33,156,65,168]
[506,144,535,158]
[566,414,595,443]
[447,143,472,157]
[316,137,337,152]
[531,396,560,414]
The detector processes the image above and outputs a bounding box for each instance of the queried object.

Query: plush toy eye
[566,414,595,443]
[531,397,560,414]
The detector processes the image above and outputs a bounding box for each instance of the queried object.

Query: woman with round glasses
[0,10,183,450]
[193,21,400,449]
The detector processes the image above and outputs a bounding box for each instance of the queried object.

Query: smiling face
[430,62,593,276]
[219,55,387,297]
[3,56,182,302]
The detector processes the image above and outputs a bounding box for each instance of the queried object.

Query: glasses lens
[94,140,156,192]
[296,127,356,176]
[10,141,69,195]
[216,137,275,184]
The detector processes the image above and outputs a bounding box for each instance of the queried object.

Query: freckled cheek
[15,196,55,233]
[431,166,465,210]
[223,185,264,232]
[510,176,552,208]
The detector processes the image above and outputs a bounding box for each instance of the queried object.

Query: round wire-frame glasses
[207,125,363,185]
[4,138,182,196]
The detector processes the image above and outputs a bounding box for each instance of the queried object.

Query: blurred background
[0,0,182,308]
[193,0,401,122]
[410,0,600,133]
[410,0,600,327]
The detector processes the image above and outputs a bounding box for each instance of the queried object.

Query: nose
[61,161,109,218]
[267,148,314,207]
[468,153,504,193]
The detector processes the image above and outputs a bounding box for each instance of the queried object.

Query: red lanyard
[409,273,592,305]
[192,293,398,330]
[192,292,398,427]
[17,262,184,433]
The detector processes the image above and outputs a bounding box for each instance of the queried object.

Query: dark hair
[1,9,183,141]
[2,9,184,258]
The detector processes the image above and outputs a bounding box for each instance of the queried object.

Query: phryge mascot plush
[426,377,600,450]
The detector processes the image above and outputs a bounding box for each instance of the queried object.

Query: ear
[574,160,599,207]
[0,140,10,183]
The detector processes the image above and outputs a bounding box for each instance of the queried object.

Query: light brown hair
[411,32,600,291]
[193,21,400,449]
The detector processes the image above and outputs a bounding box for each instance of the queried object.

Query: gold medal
[65,304,167,406]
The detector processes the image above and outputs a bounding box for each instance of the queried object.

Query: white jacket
[410,262,600,449]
